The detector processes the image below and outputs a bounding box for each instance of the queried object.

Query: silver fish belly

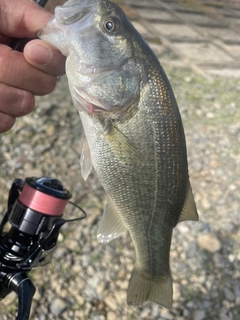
[39,0,198,308]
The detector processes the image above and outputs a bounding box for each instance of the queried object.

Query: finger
[0,112,16,133]
[0,83,35,117]
[0,44,57,95]
[24,40,66,76]
[0,0,52,38]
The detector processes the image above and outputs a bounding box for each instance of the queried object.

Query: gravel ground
[1,4,240,320]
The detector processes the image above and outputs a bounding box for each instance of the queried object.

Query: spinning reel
[0,177,86,319]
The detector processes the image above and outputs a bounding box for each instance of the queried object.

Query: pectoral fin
[104,124,139,164]
[178,181,198,223]
[97,197,127,243]
[80,139,93,181]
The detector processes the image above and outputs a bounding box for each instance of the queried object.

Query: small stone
[82,254,91,267]
[1,292,17,306]
[161,309,174,319]
[187,243,197,258]
[118,269,127,279]
[87,273,101,289]
[222,299,232,309]
[65,238,79,251]
[197,233,221,252]
[93,316,105,320]
[206,112,214,118]
[186,300,195,308]
[116,280,128,290]
[107,311,116,320]
[87,265,95,276]
[173,282,181,300]
[228,254,235,263]
[140,307,151,317]
[177,224,189,234]
[219,312,232,320]
[76,294,85,305]
[213,253,225,268]
[50,298,68,317]
[201,197,211,210]
[203,299,211,308]
[236,296,240,304]
[193,309,206,320]
[33,288,42,301]
[46,125,55,136]
[151,303,160,317]
[183,308,190,317]
[54,247,67,259]
[72,263,83,274]
[104,295,117,310]
[234,284,240,297]
[115,290,126,304]
[224,288,235,301]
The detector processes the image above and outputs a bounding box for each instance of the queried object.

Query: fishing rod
[0,1,86,320]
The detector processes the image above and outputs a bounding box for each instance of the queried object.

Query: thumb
[24,39,66,76]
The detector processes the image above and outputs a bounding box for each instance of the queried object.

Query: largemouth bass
[39,0,198,308]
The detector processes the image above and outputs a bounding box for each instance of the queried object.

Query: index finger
[0,0,52,38]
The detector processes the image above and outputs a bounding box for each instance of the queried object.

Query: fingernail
[27,44,53,66]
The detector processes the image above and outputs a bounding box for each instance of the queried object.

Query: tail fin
[127,268,173,309]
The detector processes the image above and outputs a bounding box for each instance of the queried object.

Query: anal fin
[97,197,127,243]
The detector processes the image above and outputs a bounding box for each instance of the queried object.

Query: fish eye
[104,17,120,33]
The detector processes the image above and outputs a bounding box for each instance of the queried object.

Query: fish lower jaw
[74,94,106,115]
[77,102,126,120]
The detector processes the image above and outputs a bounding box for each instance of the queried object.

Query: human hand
[0,0,66,133]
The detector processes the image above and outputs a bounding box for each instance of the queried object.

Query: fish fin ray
[178,181,198,223]
[127,268,173,308]
[97,197,127,243]
[105,124,140,164]
[80,139,93,181]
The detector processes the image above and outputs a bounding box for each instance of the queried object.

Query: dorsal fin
[178,181,198,223]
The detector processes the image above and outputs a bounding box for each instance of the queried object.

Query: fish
[39,0,198,308]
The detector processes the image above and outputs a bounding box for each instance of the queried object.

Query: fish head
[39,0,143,118]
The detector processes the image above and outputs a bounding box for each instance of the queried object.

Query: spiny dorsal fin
[178,181,198,223]
[97,197,127,243]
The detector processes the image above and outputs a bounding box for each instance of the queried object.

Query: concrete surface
[122,0,240,79]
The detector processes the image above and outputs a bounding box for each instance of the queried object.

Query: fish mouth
[38,0,101,56]
[55,0,100,25]
[75,60,120,76]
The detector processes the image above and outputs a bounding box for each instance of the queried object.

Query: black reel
[0,177,86,320]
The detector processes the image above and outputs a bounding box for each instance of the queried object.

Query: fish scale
[39,0,198,308]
